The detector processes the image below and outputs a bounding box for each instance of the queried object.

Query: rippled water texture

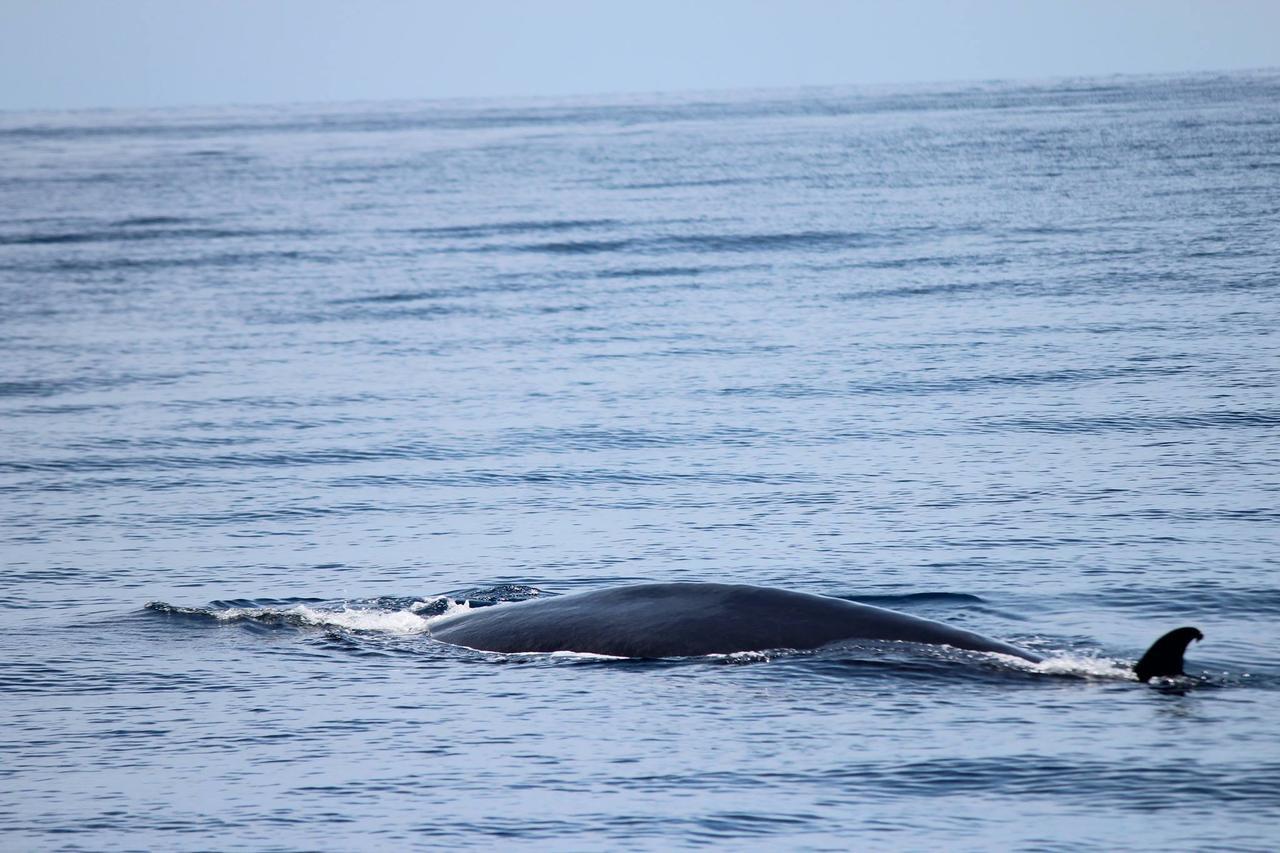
[3,71,1279,849]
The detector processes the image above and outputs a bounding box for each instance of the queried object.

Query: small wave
[465,227,969,258]
[657,229,871,253]
[594,265,714,279]
[518,238,634,254]
[145,585,553,637]
[838,364,1191,397]
[0,441,465,474]
[975,409,1280,434]
[812,755,1280,809]
[399,218,616,240]
[0,249,323,275]
[843,592,987,606]
[839,279,1020,301]
[0,370,201,400]
[1080,585,1280,618]
[329,289,461,305]
[113,215,195,227]
[0,226,317,246]
[145,597,455,634]
[442,584,549,606]
[616,176,762,190]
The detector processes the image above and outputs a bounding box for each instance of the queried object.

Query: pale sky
[2,0,1278,111]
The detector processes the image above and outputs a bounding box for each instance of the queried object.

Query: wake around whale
[428,582,1202,681]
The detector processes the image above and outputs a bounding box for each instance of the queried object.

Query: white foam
[292,604,432,634]
[1026,653,1135,680]
[209,606,265,622]
[512,649,629,660]
[709,650,778,663]
[305,595,494,635]
[209,598,476,635]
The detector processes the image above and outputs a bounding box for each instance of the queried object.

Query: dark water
[3,70,1279,850]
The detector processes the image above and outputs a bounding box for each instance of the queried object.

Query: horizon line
[3,64,1276,119]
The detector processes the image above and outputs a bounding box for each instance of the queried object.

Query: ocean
[2,70,1278,850]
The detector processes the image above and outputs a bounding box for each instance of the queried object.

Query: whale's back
[428,582,1040,660]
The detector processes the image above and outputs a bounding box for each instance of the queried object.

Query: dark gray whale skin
[428,582,1043,661]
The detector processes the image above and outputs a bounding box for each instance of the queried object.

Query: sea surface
[2,70,1279,850]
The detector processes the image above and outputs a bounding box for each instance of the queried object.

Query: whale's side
[427,582,1044,661]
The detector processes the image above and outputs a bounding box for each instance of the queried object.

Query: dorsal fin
[1133,627,1203,682]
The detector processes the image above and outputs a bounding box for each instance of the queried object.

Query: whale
[428,582,1201,680]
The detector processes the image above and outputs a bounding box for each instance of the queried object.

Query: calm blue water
[3,70,1279,850]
